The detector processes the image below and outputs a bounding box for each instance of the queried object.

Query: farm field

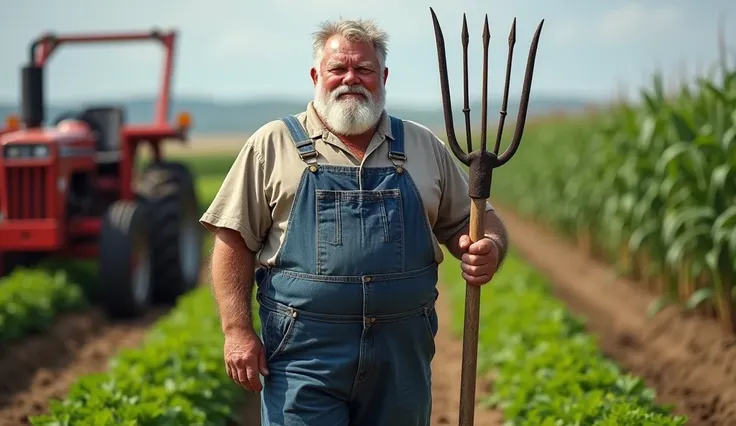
[1,54,734,426]
[5,143,690,425]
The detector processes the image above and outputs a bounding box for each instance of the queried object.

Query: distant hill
[0,95,594,135]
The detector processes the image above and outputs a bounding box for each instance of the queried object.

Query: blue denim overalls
[255,114,440,426]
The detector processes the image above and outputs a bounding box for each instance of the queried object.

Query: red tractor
[0,30,203,318]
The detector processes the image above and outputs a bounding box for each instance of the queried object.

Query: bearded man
[200,18,509,426]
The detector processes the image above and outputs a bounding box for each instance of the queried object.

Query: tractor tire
[136,161,203,305]
[98,200,153,318]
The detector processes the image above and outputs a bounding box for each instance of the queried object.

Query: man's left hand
[457,235,500,286]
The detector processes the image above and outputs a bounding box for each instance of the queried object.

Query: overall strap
[388,115,406,169]
[280,115,318,165]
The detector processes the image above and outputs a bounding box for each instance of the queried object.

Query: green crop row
[440,249,687,425]
[489,59,736,331]
[0,267,87,344]
[30,284,260,426]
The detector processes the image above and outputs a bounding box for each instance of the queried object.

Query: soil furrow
[497,206,736,426]
[0,307,165,425]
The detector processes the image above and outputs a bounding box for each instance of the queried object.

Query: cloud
[596,2,683,43]
[544,2,684,45]
[206,0,509,60]
[545,18,583,44]
[211,28,273,59]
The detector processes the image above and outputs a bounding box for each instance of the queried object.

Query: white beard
[313,80,386,136]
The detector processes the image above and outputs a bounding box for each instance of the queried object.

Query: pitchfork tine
[430,7,469,165]
[497,19,544,164]
[494,18,515,155]
[461,15,472,153]
[480,15,490,152]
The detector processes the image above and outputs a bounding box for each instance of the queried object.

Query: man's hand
[224,328,269,392]
[457,235,500,286]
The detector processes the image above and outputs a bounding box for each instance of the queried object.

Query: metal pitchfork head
[430,8,544,199]
[429,8,544,426]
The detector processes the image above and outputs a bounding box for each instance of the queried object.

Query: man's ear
[310,67,318,86]
[382,67,389,84]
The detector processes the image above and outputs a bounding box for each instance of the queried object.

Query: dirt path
[497,206,736,426]
[234,290,504,425]
[0,307,165,425]
[430,288,504,425]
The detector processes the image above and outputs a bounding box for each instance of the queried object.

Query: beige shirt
[199,101,493,266]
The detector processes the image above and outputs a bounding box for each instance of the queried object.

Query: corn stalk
[489,44,736,332]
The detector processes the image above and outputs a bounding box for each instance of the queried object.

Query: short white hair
[311,18,390,72]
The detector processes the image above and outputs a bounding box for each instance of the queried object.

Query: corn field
[491,57,736,332]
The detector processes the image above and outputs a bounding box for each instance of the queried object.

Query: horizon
[0,91,599,109]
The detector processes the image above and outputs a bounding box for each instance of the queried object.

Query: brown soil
[233,291,504,425]
[0,306,165,425]
[497,206,736,426]
[428,289,503,426]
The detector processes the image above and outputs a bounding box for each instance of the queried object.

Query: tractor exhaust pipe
[22,38,46,129]
[21,65,44,129]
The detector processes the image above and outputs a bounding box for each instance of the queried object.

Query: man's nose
[343,68,360,85]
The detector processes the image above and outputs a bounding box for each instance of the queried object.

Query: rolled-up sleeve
[199,138,272,253]
[432,138,494,245]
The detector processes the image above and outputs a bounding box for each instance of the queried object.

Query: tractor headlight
[33,145,49,158]
[6,146,21,158]
[2,144,50,159]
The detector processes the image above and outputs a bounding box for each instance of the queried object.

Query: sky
[0,0,734,108]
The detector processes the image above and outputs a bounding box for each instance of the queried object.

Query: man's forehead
[327,38,344,52]
[323,35,376,57]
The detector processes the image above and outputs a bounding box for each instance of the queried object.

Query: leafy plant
[441,250,688,425]
[30,285,261,426]
[0,268,87,344]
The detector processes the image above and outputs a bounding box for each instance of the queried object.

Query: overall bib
[255,114,439,426]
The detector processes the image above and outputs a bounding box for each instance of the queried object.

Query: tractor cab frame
[0,30,203,318]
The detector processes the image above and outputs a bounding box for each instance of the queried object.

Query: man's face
[311,35,389,136]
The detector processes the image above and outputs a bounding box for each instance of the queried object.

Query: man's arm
[210,226,269,392]
[198,133,273,391]
[445,209,509,266]
[210,227,257,335]
[200,135,270,335]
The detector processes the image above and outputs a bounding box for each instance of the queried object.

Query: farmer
[200,18,508,426]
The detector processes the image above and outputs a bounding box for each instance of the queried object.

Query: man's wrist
[223,322,257,337]
[485,234,507,267]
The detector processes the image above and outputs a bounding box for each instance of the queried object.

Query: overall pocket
[316,189,405,275]
[423,305,438,339]
[261,306,297,362]
[422,305,439,357]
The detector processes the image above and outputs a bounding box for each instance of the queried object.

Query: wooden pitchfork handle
[429,8,544,425]
[459,199,486,424]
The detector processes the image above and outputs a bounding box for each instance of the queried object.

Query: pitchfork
[429,8,544,426]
